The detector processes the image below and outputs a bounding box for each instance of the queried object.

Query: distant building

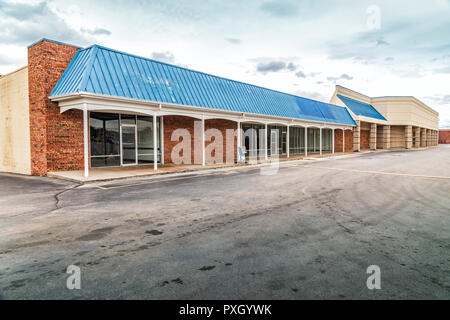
[439,129,450,144]
[330,86,439,151]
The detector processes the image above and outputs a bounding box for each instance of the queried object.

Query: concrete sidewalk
[47,150,383,183]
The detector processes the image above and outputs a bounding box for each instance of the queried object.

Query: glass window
[90,112,120,167]
[267,125,287,155]
[289,127,305,155]
[307,128,315,152]
[242,123,265,158]
[137,116,160,164]
[120,114,136,124]
[322,129,332,152]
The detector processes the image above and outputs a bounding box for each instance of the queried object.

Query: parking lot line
[305,165,450,180]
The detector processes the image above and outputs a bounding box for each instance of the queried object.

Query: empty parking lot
[0,146,449,299]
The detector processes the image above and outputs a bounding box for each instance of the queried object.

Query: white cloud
[0,0,449,126]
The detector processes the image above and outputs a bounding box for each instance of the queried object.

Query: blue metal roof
[337,94,386,121]
[51,45,356,126]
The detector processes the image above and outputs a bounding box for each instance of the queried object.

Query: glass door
[121,125,137,165]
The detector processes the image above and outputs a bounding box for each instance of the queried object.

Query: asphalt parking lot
[0,146,449,299]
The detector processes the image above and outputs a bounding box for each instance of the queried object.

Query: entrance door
[121,125,137,165]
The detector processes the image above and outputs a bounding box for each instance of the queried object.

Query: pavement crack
[51,183,82,212]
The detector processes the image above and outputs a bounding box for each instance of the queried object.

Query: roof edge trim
[50,91,357,127]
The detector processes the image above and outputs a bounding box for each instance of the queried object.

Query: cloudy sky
[1,0,449,127]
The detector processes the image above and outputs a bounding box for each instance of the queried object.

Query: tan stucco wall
[371,98,439,130]
[391,125,406,148]
[0,67,31,174]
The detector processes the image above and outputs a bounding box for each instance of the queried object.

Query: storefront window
[137,116,160,164]
[322,129,332,152]
[289,127,305,154]
[267,125,287,155]
[90,112,120,167]
[242,123,265,158]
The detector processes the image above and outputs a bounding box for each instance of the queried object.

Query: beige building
[330,86,439,151]
[0,67,31,175]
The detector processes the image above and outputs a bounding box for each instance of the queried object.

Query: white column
[237,121,241,162]
[342,129,345,152]
[319,127,322,155]
[265,123,268,160]
[83,103,89,178]
[160,116,164,165]
[153,113,157,170]
[332,128,335,154]
[286,125,290,158]
[305,127,308,157]
[201,117,205,166]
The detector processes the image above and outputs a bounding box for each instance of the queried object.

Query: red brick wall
[28,40,81,175]
[360,129,370,150]
[334,129,344,152]
[334,129,354,152]
[163,115,196,164]
[345,130,353,152]
[439,130,450,144]
[163,115,237,165]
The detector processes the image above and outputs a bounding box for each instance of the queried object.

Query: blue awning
[337,94,386,121]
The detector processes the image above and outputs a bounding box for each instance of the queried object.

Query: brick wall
[439,130,450,144]
[205,119,237,163]
[28,39,81,175]
[334,129,353,152]
[334,129,344,152]
[360,129,370,150]
[163,115,238,165]
[345,130,353,152]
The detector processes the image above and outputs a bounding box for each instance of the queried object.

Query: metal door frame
[120,123,138,166]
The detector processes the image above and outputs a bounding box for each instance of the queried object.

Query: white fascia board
[53,92,355,129]
[356,115,388,125]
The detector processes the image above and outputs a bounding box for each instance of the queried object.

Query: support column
[305,127,308,157]
[353,121,361,152]
[83,103,89,178]
[265,123,268,160]
[405,125,412,149]
[414,127,420,148]
[153,114,158,170]
[319,127,322,155]
[286,125,290,158]
[370,123,377,150]
[201,117,205,166]
[342,129,345,152]
[382,125,391,149]
[421,128,426,147]
[237,121,241,162]
[160,116,164,164]
[427,129,431,147]
[332,128,335,154]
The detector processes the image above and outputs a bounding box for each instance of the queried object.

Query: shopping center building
[0,39,440,177]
